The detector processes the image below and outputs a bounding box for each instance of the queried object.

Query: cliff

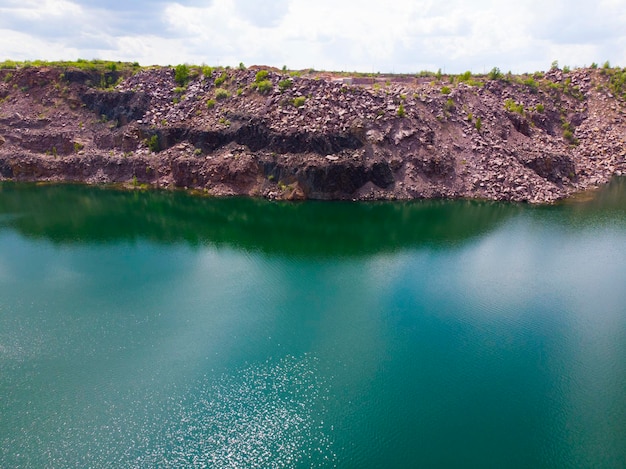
[0,62,625,202]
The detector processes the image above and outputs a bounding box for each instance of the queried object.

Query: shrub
[590,62,598,69]
[475,117,482,131]
[214,72,228,87]
[255,70,269,83]
[444,98,455,112]
[504,98,524,115]
[562,65,571,73]
[397,103,406,117]
[206,99,216,109]
[523,77,538,93]
[293,96,306,107]
[488,67,503,80]
[441,86,451,94]
[202,66,213,77]
[535,103,545,113]
[174,64,189,87]
[215,88,230,100]
[608,68,626,99]
[147,134,160,152]
[563,129,578,144]
[278,79,293,92]
[238,62,246,70]
[458,71,472,82]
[256,79,273,94]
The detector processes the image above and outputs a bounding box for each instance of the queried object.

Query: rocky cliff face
[0,64,625,202]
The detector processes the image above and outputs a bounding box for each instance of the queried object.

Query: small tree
[488,67,502,80]
[174,64,189,87]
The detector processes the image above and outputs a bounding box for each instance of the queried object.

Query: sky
[1,0,625,74]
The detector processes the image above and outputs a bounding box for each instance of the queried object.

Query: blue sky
[1,0,625,73]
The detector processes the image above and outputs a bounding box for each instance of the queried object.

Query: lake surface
[1,181,626,468]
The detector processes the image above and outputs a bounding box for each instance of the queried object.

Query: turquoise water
[1,181,626,468]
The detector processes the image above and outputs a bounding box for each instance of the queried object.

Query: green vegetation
[607,67,626,99]
[255,70,269,82]
[523,77,538,93]
[441,86,451,95]
[475,117,482,131]
[488,67,503,80]
[253,70,273,94]
[561,120,579,145]
[504,98,524,115]
[534,103,545,113]
[397,103,406,117]
[201,66,213,77]
[444,98,455,113]
[215,88,230,100]
[256,80,273,94]
[147,135,160,153]
[214,71,228,87]
[278,79,293,92]
[206,99,216,109]
[458,71,471,82]
[174,64,189,87]
[293,96,306,107]
[0,59,140,73]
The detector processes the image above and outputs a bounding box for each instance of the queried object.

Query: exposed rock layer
[1,65,625,202]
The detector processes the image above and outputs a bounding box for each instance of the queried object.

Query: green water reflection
[1,180,625,468]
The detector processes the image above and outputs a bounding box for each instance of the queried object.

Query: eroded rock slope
[1,64,625,202]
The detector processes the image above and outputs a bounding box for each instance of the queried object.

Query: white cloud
[0,0,624,72]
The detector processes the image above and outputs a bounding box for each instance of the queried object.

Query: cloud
[0,0,624,72]
[232,0,290,28]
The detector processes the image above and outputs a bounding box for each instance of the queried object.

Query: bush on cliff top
[174,64,189,87]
